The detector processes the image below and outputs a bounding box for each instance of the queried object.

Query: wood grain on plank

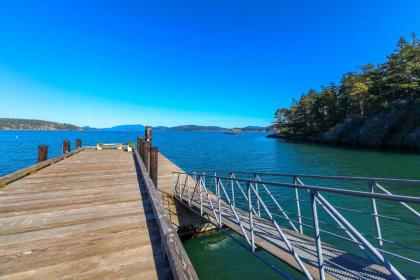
[0,149,170,279]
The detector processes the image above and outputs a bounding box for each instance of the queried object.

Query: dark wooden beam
[76,139,82,149]
[145,126,152,142]
[149,147,158,187]
[141,141,150,170]
[63,139,70,154]
[37,145,48,163]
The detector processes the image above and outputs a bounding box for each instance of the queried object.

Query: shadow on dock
[160,192,216,237]
[134,157,172,280]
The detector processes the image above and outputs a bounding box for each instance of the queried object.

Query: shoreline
[267,133,420,153]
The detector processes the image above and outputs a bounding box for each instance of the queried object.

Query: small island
[270,34,420,152]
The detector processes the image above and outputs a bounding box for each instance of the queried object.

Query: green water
[183,230,307,280]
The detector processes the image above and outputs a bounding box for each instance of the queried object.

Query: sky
[0,0,419,128]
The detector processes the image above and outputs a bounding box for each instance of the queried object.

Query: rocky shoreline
[268,100,420,152]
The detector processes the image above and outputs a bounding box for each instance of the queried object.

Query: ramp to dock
[179,191,392,280]
[0,149,171,279]
[172,171,419,280]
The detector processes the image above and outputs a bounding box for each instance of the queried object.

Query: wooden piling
[150,147,158,187]
[76,139,82,149]
[141,141,150,170]
[63,139,70,154]
[145,126,152,142]
[137,137,143,152]
[37,145,48,162]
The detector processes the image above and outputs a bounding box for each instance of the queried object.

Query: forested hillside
[0,118,83,130]
[272,34,419,151]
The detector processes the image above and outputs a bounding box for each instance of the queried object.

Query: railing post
[149,147,158,188]
[172,173,175,194]
[199,176,203,215]
[217,177,222,228]
[76,139,82,149]
[202,173,206,199]
[230,173,235,209]
[37,145,48,162]
[247,181,255,252]
[254,174,261,217]
[213,172,217,194]
[179,174,184,200]
[145,126,152,142]
[187,174,191,206]
[293,176,304,234]
[62,139,70,154]
[310,190,325,280]
[190,172,196,206]
[369,180,383,248]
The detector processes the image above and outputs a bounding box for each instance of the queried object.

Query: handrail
[172,172,420,204]
[0,147,85,189]
[195,170,420,186]
[375,182,420,218]
[173,170,419,280]
[134,150,198,280]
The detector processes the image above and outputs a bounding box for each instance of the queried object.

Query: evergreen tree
[274,35,420,136]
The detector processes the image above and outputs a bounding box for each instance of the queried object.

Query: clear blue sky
[0,0,419,128]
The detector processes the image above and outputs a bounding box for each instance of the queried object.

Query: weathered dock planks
[0,149,171,279]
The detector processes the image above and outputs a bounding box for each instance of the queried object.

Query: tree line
[274,33,419,137]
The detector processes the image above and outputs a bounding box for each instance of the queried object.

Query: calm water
[0,130,419,278]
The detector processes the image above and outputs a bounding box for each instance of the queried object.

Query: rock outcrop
[271,100,420,152]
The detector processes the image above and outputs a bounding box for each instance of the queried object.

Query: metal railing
[172,170,420,280]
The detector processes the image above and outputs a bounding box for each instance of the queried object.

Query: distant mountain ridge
[85,124,266,132]
[1,118,266,132]
[165,125,226,131]
[153,125,266,132]
[0,118,82,130]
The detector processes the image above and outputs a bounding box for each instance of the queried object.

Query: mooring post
[63,139,70,154]
[145,126,152,142]
[141,141,150,169]
[37,145,48,162]
[137,137,143,153]
[76,139,82,149]
[150,147,158,188]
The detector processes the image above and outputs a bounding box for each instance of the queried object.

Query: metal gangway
[172,171,420,280]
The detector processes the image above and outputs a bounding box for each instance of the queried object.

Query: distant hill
[0,118,83,130]
[153,126,170,131]
[0,118,266,132]
[105,125,145,131]
[84,125,145,131]
[169,125,226,131]
[155,125,267,132]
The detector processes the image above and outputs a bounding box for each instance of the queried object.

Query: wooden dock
[0,148,197,279]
